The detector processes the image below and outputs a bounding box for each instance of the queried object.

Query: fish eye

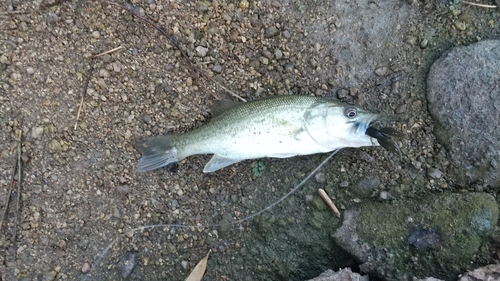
[344,107,357,118]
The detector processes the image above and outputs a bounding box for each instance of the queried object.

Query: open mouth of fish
[365,126,402,155]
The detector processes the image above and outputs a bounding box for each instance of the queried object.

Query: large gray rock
[333,192,498,281]
[426,40,500,189]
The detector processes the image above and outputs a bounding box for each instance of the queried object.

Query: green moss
[354,192,498,280]
[308,211,326,229]
[309,196,327,211]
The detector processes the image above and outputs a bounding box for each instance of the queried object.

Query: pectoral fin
[203,155,243,173]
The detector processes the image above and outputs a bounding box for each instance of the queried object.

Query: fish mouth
[365,126,402,155]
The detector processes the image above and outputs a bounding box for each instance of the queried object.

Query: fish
[135,95,400,173]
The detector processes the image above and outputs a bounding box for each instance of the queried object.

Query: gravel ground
[0,0,499,280]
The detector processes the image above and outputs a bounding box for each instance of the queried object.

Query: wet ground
[1,0,500,280]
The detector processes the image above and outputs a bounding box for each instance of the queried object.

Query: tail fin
[135,135,179,172]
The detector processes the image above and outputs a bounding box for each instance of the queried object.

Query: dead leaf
[185,250,210,281]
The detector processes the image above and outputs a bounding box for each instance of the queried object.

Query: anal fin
[203,155,243,173]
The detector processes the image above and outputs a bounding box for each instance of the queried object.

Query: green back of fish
[175,95,336,155]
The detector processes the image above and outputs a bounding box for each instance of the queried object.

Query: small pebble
[222,13,232,21]
[374,66,388,76]
[337,88,349,99]
[112,61,121,72]
[11,72,21,80]
[116,185,130,194]
[46,12,59,24]
[451,9,461,16]
[116,252,137,278]
[428,168,442,179]
[31,126,43,138]
[81,262,91,273]
[99,69,110,78]
[271,1,282,8]
[379,191,391,200]
[142,114,152,123]
[349,87,359,96]
[314,172,326,183]
[265,26,280,38]
[138,8,145,17]
[420,38,429,49]
[274,49,283,59]
[26,67,35,74]
[406,35,417,45]
[454,21,467,31]
[196,2,209,12]
[396,103,407,114]
[49,139,62,152]
[171,199,179,208]
[262,50,272,59]
[212,64,222,73]
[91,31,100,38]
[181,260,189,269]
[196,46,209,57]
[240,0,249,10]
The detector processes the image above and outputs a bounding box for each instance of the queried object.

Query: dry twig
[0,11,30,16]
[0,129,22,257]
[92,46,124,58]
[41,0,72,9]
[74,63,94,130]
[460,0,497,8]
[318,188,341,218]
[12,129,22,257]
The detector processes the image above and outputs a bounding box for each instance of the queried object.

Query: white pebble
[196,46,209,57]
[31,126,44,138]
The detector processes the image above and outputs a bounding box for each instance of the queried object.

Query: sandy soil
[0,0,499,280]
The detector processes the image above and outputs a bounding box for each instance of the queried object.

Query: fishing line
[85,150,340,280]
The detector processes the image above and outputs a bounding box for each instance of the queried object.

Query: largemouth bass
[135,95,399,173]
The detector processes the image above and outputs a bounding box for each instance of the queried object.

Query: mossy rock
[334,192,498,280]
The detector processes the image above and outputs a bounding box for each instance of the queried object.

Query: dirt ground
[1,0,499,280]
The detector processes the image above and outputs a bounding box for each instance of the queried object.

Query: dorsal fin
[210,100,242,118]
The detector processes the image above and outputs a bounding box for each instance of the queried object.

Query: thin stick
[0,131,21,231]
[41,0,72,9]
[74,64,94,130]
[318,188,341,218]
[0,11,30,15]
[93,46,124,58]
[460,0,496,8]
[12,129,22,257]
